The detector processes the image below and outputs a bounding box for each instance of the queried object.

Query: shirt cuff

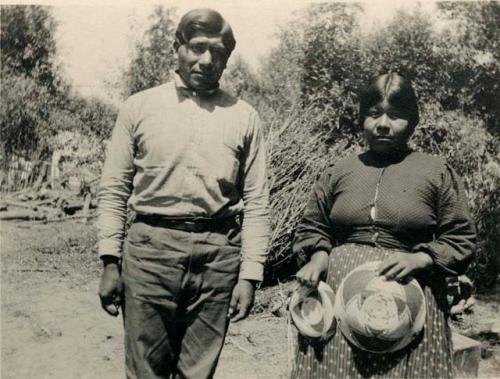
[239,261,264,282]
[98,239,123,259]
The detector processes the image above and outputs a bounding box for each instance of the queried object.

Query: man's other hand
[228,279,256,322]
[98,261,123,317]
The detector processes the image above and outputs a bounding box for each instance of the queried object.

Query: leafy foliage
[0,5,116,177]
[65,96,117,141]
[413,104,500,288]
[220,55,263,110]
[121,6,178,96]
[0,5,62,92]
[259,3,499,133]
[436,1,500,133]
[0,74,52,158]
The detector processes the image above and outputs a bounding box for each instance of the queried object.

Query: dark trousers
[122,219,241,379]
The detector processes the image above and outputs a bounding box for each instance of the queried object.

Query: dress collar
[363,147,413,167]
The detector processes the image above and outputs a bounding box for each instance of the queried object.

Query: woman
[292,73,476,379]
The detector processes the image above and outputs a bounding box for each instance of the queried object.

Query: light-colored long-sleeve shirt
[98,73,270,282]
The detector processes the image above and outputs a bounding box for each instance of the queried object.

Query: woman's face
[363,101,413,155]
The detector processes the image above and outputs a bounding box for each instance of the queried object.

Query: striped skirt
[292,244,454,379]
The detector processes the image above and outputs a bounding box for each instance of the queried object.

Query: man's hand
[295,250,329,288]
[377,251,433,282]
[228,279,256,322]
[98,261,123,317]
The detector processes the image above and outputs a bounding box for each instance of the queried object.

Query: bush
[413,104,500,289]
[0,73,52,159]
[1,5,116,179]
[437,1,500,133]
[66,96,117,141]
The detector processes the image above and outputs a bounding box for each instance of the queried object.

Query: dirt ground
[0,219,290,379]
[1,219,499,379]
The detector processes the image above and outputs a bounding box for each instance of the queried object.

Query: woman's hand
[377,251,433,282]
[295,250,329,288]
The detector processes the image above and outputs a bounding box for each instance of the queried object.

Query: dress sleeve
[413,164,477,275]
[293,168,336,261]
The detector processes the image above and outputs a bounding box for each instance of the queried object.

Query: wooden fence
[0,154,49,192]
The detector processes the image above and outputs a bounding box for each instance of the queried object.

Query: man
[97,9,270,379]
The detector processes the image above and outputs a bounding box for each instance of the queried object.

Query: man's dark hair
[175,9,236,55]
[359,73,420,129]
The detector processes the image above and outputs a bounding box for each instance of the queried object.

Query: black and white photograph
[1,1,499,378]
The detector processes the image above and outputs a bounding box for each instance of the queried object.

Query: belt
[135,214,238,233]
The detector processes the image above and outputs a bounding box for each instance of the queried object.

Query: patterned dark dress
[292,149,476,379]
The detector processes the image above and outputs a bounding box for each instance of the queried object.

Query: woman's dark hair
[175,9,236,55]
[359,73,419,129]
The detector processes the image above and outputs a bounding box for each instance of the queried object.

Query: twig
[16,214,97,226]
[1,200,55,212]
[45,214,98,223]
[287,311,296,376]
[11,268,58,273]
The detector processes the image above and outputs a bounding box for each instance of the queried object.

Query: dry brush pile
[262,105,359,281]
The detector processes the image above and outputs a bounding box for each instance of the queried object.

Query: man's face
[176,32,230,91]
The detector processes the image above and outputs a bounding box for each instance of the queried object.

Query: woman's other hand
[295,250,329,288]
[377,251,433,282]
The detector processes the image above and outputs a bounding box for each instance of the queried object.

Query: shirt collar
[174,71,220,99]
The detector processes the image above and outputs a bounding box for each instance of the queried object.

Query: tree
[0,5,62,160]
[436,1,500,133]
[0,74,51,157]
[438,1,499,57]
[220,55,264,110]
[259,3,365,139]
[66,96,117,140]
[0,5,116,170]
[0,5,62,92]
[258,17,305,110]
[363,8,446,103]
[122,6,178,96]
